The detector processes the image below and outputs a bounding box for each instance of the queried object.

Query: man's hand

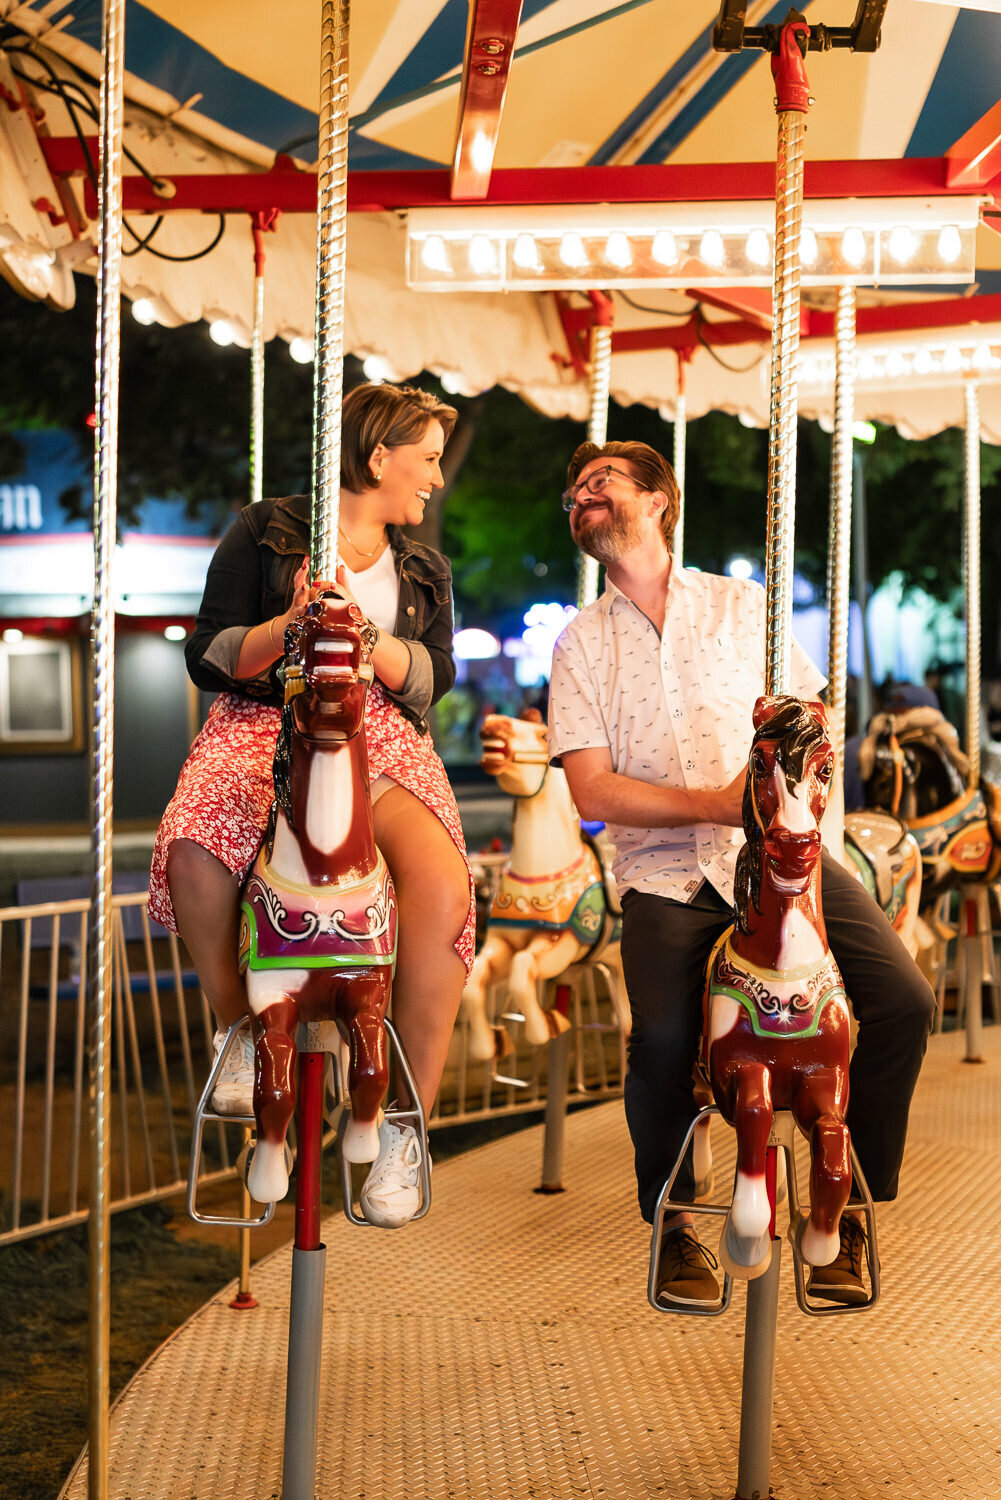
[711,767,747,828]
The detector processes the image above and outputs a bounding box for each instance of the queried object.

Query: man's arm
[561,745,746,830]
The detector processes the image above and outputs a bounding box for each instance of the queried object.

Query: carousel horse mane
[734,695,830,936]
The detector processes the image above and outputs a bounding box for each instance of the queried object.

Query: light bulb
[699,229,725,268]
[745,229,770,267]
[937,225,962,264]
[468,234,497,275]
[801,228,819,266]
[512,233,540,271]
[559,232,588,269]
[841,227,866,268]
[131,298,157,325]
[651,230,678,266]
[604,231,632,269]
[420,235,450,273]
[887,226,917,265]
[209,320,235,346]
[288,337,314,364]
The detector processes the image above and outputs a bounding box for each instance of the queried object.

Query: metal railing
[0,880,626,1245]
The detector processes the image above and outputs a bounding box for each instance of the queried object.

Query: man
[547,440,935,1305]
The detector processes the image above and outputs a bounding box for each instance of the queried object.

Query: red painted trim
[805,294,1001,341]
[687,286,778,331]
[451,0,523,201]
[294,1051,326,1252]
[613,317,770,354]
[39,139,991,214]
[946,99,1001,190]
[771,17,811,115]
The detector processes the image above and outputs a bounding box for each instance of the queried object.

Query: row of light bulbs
[800,341,1001,389]
[130,298,316,363]
[416,223,966,278]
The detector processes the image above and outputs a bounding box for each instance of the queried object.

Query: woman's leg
[373,786,471,1115]
[166,839,248,1029]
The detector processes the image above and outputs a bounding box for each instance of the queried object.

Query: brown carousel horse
[241,596,396,1204]
[859,705,1001,898]
[703,696,852,1276]
[461,710,626,1063]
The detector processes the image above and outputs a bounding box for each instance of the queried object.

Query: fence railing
[0,876,626,1245]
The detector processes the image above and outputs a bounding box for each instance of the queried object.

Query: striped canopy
[4,0,1001,436]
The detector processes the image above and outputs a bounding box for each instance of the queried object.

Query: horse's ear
[805,698,829,727]
[522,707,544,724]
[752,695,780,730]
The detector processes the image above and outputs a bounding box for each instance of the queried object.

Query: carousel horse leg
[721,1062,774,1275]
[508,931,581,1047]
[462,935,516,1063]
[793,1072,852,1267]
[335,975,391,1163]
[247,995,298,1203]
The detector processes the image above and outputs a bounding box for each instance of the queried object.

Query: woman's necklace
[338,524,387,560]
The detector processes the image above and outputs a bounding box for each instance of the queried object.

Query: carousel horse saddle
[239,851,397,970]
[489,845,617,954]
[844,811,910,911]
[705,933,847,1046]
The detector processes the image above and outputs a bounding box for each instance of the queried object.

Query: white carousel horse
[461,710,626,1062]
[240,596,395,1204]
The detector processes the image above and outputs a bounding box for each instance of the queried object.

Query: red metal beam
[613,317,771,354]
[39,139,998,216]
[687,286,778,331]
[946,100,1001,190]
[451,0,523,201]
[805,293,1001,340]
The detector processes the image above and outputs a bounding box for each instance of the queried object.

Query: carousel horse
[843,808,923,958]
[703,696,852,1276]
[461,710,625,1063]
[240,596,396,1204]
[859,705,1001,899]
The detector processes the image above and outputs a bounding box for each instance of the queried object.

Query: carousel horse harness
[700,696,856,1280]
[237,595,399,1205]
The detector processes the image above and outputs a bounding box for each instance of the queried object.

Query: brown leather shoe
[656,1226,721,1305]
[807,1214,871,1305]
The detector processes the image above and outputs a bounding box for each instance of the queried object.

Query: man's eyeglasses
[561,464,640,512]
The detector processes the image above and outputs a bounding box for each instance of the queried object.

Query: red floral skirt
[149,685,474,975]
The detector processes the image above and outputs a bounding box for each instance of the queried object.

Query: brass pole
[826,285,856,768]
[964,380,982,788]
[577,319,612,608]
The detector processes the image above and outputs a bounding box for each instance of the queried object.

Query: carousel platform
[61,1028,1001,1500]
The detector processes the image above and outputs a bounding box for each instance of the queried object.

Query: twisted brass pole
[826,285,856,769]
[88,0,125,1493]
[672,389,687,566]
[250,251,265,505]
[964,380,982,788]
[577,320,612,608]
[311,0,350,580]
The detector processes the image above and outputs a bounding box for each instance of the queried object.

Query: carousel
[1,3,1000,1497]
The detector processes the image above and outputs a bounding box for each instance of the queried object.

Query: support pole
[763,16,811,698]
[734,1237,782,1500]
[282,1051,327,1500]
[87,2,124,1494]
[963,380,982,790]
[577,295,613,608]
[249,218,268,505]
[311,0,351,581]
[960,891,986,1065]
[537,994,572,1194]
[671,352,689,565]
[826,285,856,770]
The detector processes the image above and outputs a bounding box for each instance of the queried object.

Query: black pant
[620,851,936,1223]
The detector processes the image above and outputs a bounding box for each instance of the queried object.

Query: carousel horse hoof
[694,1169,715,1199]
[340,1113,382,1164]
[247,1140,293,1204]
[719,1214,772,1280]
[798,1217,841,1268]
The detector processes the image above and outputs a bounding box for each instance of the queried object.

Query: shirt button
[406,605,416,616]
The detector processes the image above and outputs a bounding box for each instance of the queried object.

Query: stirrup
[331,1017,432,1227]
[786,1142,880,1316]
[186,1018,276,1229]
[648,1107,733,1317]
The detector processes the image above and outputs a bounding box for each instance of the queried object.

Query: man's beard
[572,507,646,566]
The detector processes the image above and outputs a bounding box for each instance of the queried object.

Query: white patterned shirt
[548,568,826,905]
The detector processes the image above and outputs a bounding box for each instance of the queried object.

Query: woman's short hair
[565,439,681,548]
[342,383,458,492]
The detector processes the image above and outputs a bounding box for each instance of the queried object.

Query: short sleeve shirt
[547,568,826,905]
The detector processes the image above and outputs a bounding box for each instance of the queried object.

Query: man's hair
[341,383,458,492]
[565,440,681,548]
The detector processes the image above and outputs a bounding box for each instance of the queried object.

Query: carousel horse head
[735,694,834,934]
[704,694,852,1282]
[858,706,967,822]
[479,708,550,798]
[241,593,396,1204]
[460,710,626,1062]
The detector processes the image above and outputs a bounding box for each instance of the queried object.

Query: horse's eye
[752,750,768,777]
[817,758,834,782]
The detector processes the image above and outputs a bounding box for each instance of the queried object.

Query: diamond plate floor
[62,1029,1001,1500]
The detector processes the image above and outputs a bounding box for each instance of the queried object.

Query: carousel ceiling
[4,0,1001,438]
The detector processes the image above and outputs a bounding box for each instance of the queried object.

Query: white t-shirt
[547,568,826,905]
[342,545,400,635]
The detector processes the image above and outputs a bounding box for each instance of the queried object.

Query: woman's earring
[372,470,382,486]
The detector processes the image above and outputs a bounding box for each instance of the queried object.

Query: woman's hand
[330,565,361,613]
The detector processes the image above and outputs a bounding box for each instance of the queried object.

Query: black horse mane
[734,696,828,936]
[264,703,296,862]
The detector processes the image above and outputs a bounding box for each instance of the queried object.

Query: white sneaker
[210,1027,256,1116]
[359,1120,427,1228]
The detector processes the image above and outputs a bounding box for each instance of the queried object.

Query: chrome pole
[826,285,856,768]
[964,380,982,789]
[311,0,350,581]
[672,388,687,566]
[88,0,125,1493]
[764,21,811,698]
[577,320,612,608]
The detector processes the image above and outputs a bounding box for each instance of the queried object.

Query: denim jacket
[186,494,455,735]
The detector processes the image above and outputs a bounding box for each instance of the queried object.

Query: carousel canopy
[4,0,1001,437]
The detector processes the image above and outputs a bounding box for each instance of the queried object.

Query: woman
[149,383,474,1228]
